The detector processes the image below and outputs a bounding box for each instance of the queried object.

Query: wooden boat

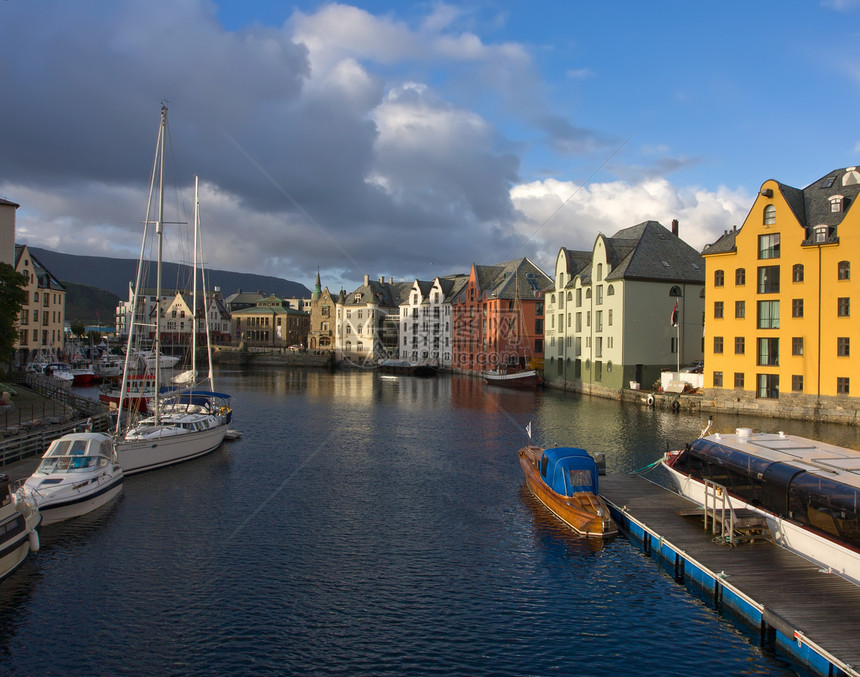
[483,366,541,388]
[663,426,860,585]
[518,444,617,538]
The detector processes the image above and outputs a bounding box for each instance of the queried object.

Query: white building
[398,275,467,368]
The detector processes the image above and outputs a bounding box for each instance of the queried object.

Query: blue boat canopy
[539,447,599,496]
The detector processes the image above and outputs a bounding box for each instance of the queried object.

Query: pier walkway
[601,473,860,677]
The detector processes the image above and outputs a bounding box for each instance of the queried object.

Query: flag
[671,300,678,327]
[526,421,532,440]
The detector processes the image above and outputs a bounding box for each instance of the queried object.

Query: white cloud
[510,178,752,271]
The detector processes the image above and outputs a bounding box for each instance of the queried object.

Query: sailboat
[113,106,231,476]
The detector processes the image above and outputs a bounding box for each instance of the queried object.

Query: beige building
[232,294,309,348]
[0,198,17,266]
[307,271,337,351]
[14,244,66,365]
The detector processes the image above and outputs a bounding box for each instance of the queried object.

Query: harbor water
[5,369,858,675]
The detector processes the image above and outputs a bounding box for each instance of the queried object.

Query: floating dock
[601,473,860,677]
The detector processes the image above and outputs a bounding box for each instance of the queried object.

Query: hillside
[29,246,312,301]
[63,281,120,326]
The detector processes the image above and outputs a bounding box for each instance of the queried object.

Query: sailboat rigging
[113,106,232,475]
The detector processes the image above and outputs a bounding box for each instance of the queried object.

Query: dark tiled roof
[476,258,552,300]
[603,221,704,283]
[702,227,739,255]
[559,247,591,289]
[345,279,413,308]
[14,244,65,291]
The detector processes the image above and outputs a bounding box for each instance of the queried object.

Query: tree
[70,321,86,338]
[0,263,27,372]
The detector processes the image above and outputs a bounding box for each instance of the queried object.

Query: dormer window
[814,225,828,243]
[354,293,362,303]
[830,195,844,213]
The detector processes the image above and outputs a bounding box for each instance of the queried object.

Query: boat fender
[671,398,680,412]
[86,417,93,431]
[28,529,39,553]
[646,394,655,407]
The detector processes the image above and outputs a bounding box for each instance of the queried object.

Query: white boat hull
[117,424,227,475]
[0,498,40,581]
[663,461,860,585]
[34,476,124,526]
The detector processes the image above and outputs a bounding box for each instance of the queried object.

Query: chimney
[671,219,679,236]
[388,277,393,284]
[363,274,369,286]
[379,276,384,283]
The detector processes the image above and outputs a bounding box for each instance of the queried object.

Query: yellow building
[14,244,67,365]
[702,166,860,420]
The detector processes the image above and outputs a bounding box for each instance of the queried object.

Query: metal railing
[703,479,736,545]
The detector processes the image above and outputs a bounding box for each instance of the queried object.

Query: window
[838,297,850,317]
[576,289,582,307]
[839,261,850,280]
[757,373,779,399]
[734,372,744,389]
[608,309,613,326]
[735,300,745,319]
[757,300,779,329]
[838,337,850,357]
[814,225,828,243]
[596,286,603,305]
[714,301,724,319]
[758,233,780,259]
[830,195,844,213]
[792,337,803,356]
[714,269,724,287]
[713,371,723,387]
[597,263,603,281]
[735,268,745,286]
[607,285,615,296]
[838,377,850,395]
[792,264,804,283]
[758,265,780,293]
[763,205,776,225]
[714,336,724,354]
[734,337,745,354]
[792,299,803,318]
[792,375,803,392]
[757,337,779,366]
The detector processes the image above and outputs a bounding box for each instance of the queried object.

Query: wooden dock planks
[601,473,860,672]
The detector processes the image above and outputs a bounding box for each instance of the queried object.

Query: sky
[2,0,860,294]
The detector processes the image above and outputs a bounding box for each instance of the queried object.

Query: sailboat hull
[116,425,227,475]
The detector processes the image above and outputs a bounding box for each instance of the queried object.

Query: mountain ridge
[27,246,312,300]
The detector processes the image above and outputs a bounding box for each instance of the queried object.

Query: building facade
[451,258,550,375]
[544,221,705,394]
[702,167,860,420]
[232,295,309,348]
[398,275,468,368]
[307,272,337,352]
[14,244,66,365]
[335,275,411,363]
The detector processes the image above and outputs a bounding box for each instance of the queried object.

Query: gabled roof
[602,221,704,283]
[14,244,65,291]
[559,247,591,289]
[345,278,413,308]
[473,258,552,301]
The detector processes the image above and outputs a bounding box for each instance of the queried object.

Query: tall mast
[192,174,199,385]
[153,104,167,425]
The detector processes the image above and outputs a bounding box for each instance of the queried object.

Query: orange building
[451,258,551,375]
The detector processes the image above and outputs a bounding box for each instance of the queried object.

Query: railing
[0,413,113,466]
[703,479,736,545]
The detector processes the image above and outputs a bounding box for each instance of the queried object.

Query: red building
[452,258,550,375]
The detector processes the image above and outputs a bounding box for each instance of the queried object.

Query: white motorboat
[113,107,231,475]
[0,473,40,581]
[20,432,124,526]
[663,426,860,586]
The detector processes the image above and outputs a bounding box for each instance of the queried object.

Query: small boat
[134,350,180,371]
[378,359,436,377]
[518,444,617,538]
[483,366,542,388]
[43,363,74,383]
[116,389,231,475]
[99,373,158,414]
[663,426,860,586]
[0,473,40,581]
[20,432,124,525]
[94,354,125,380]
[69,361,100,386]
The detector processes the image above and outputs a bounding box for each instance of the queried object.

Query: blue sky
[2,1,859,293]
